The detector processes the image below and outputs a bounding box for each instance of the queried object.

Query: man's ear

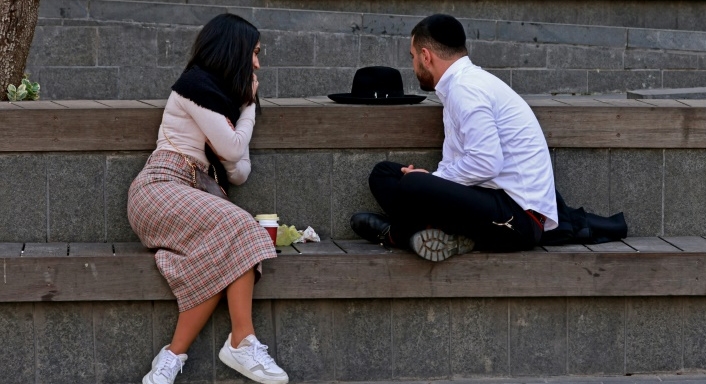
[420,47,432,66]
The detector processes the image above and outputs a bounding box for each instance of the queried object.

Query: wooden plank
[622,237,681,252]
[69,243,114,257]
[113,242,154,257]
[52,100,107,109]
[678,100,706,108]
[660,236,706,252]
[304,96,337,105]
[585,241,636,252]
[23,243,67,257]
[258,98,276,106]
[524,99,569,107]
[95,100,155,108]
[276,246,300,255]
[138,99,168,108]
[0,243,23,257]
[0,102,23,109]
[334,239,395,254]
[552,99,608,107]
[0,108,163,151]
[11,101,66,109]
[265,98,319,106]
[542,244,591,252]
[1,254,172,301]
[597,99,654,107]
[636,99,690,108]
[292,239,344,254]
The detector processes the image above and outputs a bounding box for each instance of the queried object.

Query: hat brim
[327,93,426,105]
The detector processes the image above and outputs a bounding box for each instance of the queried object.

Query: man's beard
[416,65,435,92]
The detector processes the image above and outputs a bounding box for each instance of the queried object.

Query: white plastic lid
[254,214,279,221]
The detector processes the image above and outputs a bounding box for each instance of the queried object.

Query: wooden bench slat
[12,101,66,109]
[52,100,107,109]
[622,237,682,252]
[660,236,706,252]
[334,239,395,254]
[264,98,319,106]
[585,241,635,252]
[636,99,690,108]
[95,100,155,108]
[23,243,67,257]
[69,243,114,257]
[678,100,706,107]
[303,96,336,106]
[113,242,154,257]
[0,243,23,257]
[0,102,22,109]
[552,99,610,107]
[596,99,654,107]
[524,99,570,107]
[138,99,168,108]
[542,244,591,252]
[276,245,301,255]
[292,239,345,254]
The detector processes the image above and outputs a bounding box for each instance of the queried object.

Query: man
[351,14,558,261]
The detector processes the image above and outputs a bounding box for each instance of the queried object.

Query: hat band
[352,90,406,99]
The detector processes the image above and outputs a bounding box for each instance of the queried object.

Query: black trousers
[369,161,541,251]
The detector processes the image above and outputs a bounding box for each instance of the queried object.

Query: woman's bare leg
[226,268,256,346]
[168,292,223,354]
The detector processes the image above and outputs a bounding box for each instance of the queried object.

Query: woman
[127,14,288,384]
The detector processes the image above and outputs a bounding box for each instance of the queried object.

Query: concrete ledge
[3,237,706,302]
[628,87,706,99]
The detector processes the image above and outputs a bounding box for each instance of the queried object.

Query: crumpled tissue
[276,224,320,246]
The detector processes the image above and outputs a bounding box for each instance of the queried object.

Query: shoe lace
[251,342,275,369]
[156,351,183,378]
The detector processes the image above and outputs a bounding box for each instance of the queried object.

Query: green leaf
[17,83,26,92]
[7,84,16,93]
[31,83,40,92]
[16,89,27,100]
[21,78,30,87]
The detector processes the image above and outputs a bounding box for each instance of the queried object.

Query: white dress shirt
[156,91,254,185]
[432,57,558,230]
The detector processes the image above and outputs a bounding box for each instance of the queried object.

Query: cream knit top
[155,91,255,185]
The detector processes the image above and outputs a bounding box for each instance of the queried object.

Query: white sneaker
[410,228,475,261]
[143,345,187,384]
[218,333,289,384]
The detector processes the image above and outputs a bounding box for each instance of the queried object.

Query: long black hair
[185,13,260,190]
[187,13,260,105]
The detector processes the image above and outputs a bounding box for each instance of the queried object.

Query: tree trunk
[0,0,40,101]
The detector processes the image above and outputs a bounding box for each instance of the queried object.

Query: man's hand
[401,164,429,174]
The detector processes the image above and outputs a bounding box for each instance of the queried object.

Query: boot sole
[410,229,474,262]
[218,347,289,384]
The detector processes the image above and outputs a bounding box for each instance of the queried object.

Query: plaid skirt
[127,150,276,312]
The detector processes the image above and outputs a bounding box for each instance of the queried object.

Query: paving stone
[547,46,623,70]
[152,300,214,383]
[512,70,587,95]
[274,299,335,381]
[94,301,153,383]
[35,302,95,384]
[214,300,276,381]
[450,298,509,376]
[275,152,332,238]
[35,67,120,100]
[497,21,627,48]
[228,153,276,219]
[259,30,315,67]
[276,67,356,100]
[0,154,46,242]
[38,0,90,19]
[684,297,706,369]
[509,298,567,376]
[628,29,706,52]
[98,25,158,67]
[664,150,706,236]
[28,26,97,66]
[588,70,661,94]
[314,33,359,67]
[331,151,387,239]
[386,150,442,174]
[118,66,182,99]
[91,0,229,26]
[626,297,682,373]
[253,8,362,34]
[470,41,547,69]
[106,153,149,242]
[48,154,105,242]
[393,298,450,379]
[333,299,393,381]
[157,26,200,68]
[663,71,706,89]
[0,303,34,384]
[568,297,625,375]
[609,149,663,237]
[625,50,699,70]
[554,149,610,216]
[360,35,397,67]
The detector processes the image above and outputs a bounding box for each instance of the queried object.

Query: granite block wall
[1,296,704,382]
[0,148,698,243]
[25,0,706,99]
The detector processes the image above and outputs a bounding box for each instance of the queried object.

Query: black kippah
[423,14,466,48]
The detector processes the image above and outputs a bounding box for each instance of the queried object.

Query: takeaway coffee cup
[254,214,279,245]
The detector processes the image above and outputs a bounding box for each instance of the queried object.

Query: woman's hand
[252,73,259,95]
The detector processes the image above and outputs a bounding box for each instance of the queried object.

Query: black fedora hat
[328,66,426,105]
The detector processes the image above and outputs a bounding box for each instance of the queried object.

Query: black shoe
[350,212,391,245]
